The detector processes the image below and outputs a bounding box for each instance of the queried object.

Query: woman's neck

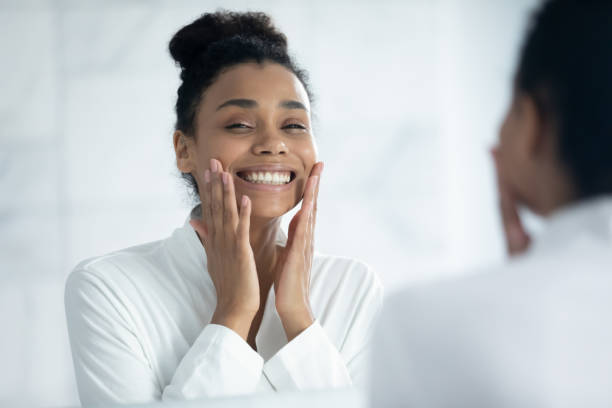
[248,215,281,289]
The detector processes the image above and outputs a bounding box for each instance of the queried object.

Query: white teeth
[242,171,291,185]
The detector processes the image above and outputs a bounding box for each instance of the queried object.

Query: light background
[0,0,539,406]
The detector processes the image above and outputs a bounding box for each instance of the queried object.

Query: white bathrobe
[372,197,612,408]
[65,207,382,407]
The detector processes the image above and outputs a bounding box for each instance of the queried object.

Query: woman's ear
[517,93,545,160]
[173,130,196,173]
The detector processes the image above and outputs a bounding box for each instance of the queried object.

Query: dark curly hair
[169,10,312,198]
[516,0,612,199]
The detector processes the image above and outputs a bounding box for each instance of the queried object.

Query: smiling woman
[177,61,315,218]
[63,10,382,407]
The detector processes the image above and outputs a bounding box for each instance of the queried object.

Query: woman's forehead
[201,62,310,110]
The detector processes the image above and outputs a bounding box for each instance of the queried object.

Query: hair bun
[169,11,288,71]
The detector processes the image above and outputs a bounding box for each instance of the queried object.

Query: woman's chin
[249,199,296,220]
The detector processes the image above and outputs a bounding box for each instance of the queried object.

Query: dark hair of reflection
[516,0,612,198]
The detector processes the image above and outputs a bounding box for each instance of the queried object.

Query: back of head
[516,0,612,199]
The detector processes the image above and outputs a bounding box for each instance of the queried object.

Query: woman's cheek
[210,140,249,169]
[299,140,318,171]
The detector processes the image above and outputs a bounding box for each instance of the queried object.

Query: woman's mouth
[236,170,296,186]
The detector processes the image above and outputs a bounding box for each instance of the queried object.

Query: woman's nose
[252,132,288,156]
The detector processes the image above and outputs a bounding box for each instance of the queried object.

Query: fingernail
[242,195,249,206]
[204,169,210,183]
[210,159,217,172]
[222,172,229,185]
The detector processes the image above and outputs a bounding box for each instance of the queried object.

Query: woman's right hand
[189,158,259,340]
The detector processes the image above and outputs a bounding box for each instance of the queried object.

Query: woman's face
[181,62,317,218]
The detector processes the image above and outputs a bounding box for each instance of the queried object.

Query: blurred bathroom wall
[0,0,538,406]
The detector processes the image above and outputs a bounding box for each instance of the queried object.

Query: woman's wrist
[211,307,256,341]
[278,303,314,341]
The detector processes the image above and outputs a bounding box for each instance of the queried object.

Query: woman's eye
[283,123,307,130]
[226,123,252,130]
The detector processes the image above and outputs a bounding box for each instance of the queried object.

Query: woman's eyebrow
[279,100,308,111]
[215,98,308,112]
[216,98,258,111]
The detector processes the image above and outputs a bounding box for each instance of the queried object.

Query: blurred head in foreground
[496,0,612,216]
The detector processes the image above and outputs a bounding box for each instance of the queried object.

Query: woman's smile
[233,163,298,192]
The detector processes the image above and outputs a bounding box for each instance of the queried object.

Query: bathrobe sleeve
[263,321,352,389]
[263,267,384,391]
[65,270,264,407]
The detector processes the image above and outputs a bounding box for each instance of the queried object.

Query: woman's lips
[234,165,297,191]
[238,170,292,185]
[234,172,296,192]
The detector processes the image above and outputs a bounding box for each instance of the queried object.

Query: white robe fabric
[372,196,612,408]
[65,207,382,407]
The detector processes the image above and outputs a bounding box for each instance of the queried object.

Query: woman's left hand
[274,162,324,341]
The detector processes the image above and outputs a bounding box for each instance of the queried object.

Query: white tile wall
[0,6,58,143]
[0,0,538,406]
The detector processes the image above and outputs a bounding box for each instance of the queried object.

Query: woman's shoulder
[66,239,167,294]
[311,252,383,297]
